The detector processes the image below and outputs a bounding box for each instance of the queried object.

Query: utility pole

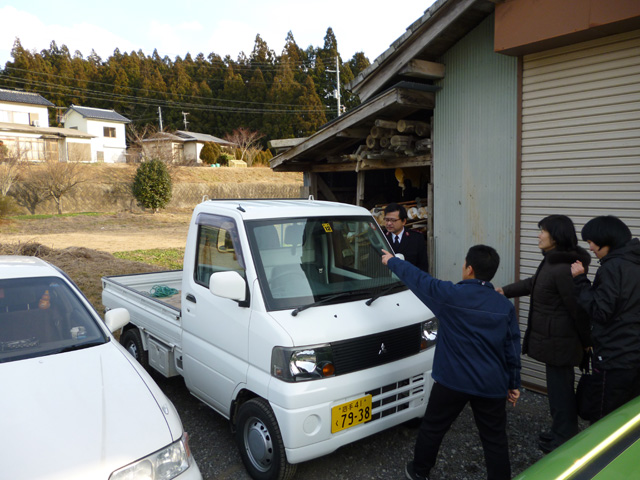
[158,106,163,131]
[182,112,190,130]
[336,56,341,116]
[327,56,342,117]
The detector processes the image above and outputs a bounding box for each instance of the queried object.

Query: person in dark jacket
[571,215,640,420]
[383,203,429,272]
[498,215,591,453]
[382,245,521,480]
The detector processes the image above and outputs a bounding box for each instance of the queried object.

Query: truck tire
[235,398,297,480]
[120,329,148,369]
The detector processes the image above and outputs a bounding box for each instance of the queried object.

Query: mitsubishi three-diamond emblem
[378,342,387,355]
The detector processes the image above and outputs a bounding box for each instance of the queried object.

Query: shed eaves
[0,88,55,107]
[67,105,130,123]
[347,0,445,91]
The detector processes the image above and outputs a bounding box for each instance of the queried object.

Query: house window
[103,127,116,138]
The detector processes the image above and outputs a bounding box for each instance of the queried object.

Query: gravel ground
[152,372,586,480]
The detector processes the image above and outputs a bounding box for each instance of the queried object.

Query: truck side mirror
[209,271,246,302]
[104,308,130,333]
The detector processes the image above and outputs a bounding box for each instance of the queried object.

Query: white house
[62,105,130,163]
[0,88,93,162]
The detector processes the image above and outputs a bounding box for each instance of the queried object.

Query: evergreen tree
[132,159,172,212]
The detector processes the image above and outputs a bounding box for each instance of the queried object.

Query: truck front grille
[331,323,421,376]
[367,374,426,421]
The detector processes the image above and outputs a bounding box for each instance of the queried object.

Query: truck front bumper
[268,349,434,464]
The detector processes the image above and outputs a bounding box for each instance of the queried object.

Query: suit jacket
[385,228,429,272]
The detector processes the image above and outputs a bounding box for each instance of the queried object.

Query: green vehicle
[514,396,640,479]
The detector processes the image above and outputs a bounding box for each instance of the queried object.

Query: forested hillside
[0,28,371,145]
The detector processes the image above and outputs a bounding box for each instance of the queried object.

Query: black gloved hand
[579,349,591,373]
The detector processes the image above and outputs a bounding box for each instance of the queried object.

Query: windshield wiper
[55,339,108,354]
[366,282,405,306]
[291,292,358,316]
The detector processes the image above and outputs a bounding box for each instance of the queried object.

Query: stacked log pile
[360,119,432,161]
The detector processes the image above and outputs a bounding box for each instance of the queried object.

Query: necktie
[393,235,400,250]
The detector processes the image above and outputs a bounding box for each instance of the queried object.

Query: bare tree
[127,124,181,166]
[0,143,27,196]
[224,128,265,166]
[10,164,48,214]
[39,160,87,214]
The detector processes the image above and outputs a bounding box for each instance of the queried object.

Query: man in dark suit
[383,203,429,272]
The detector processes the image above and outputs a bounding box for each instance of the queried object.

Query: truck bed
[102,270,184,372]
[103,270,183,309]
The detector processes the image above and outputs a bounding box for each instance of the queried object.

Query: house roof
[65,105,131,123]
[0,88,55,107]
[175,130,234,145]
[0,122,94,139]
[143,131,234,146]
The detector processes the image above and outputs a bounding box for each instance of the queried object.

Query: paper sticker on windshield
[322,223,333,233]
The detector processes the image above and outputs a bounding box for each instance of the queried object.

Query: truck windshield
[246,216,405,311]
[0,276,107,363]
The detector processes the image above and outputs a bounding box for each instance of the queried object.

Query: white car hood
[0,342,175,480]
[269,289,433,346]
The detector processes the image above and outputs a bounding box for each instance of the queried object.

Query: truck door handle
[185,293,196,304]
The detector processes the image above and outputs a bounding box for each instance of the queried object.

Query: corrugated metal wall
[520,29,640,389]
[433,14,518,286]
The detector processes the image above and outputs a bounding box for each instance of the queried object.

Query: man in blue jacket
[382,244,521,480]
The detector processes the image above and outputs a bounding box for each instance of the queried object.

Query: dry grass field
[0,212,190,315]
[0,165,303,313]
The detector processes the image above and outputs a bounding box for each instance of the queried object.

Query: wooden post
[356,171,365,206]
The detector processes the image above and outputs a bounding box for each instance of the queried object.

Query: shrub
[0,194,19,219]
[200,142,221,165]
[132,159,172,212]
[217,153,234,167]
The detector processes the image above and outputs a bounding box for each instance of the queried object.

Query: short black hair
[581,216,632,251]
[465,245,500,281]
[538,215,578,251]
[384,203,407,220]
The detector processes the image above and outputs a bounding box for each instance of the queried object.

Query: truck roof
[0,256,58,280]
[195,198,372,220]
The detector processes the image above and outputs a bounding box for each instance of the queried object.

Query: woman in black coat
[498,215,591,453]
[571,215,640,420]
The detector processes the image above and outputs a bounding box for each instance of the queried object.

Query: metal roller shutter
[519,30,640,390]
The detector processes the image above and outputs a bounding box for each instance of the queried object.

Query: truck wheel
[235,398,297,480]
[120,329,148,369]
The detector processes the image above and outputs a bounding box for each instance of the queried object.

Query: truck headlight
[420,318,438,350]
[272,345,335,382]
[109,432,193,480]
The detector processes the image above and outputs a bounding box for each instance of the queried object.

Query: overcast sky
[0,1,436,66]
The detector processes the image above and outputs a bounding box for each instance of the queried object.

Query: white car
[0,256,202,480]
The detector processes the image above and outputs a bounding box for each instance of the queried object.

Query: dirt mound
[0,241,162,315]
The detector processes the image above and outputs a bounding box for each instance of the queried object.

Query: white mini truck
[102,198,437,480]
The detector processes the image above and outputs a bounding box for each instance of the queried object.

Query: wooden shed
[271,0,640,391]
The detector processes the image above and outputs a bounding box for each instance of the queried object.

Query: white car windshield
[246,216,405,311]
[0,276,108,363]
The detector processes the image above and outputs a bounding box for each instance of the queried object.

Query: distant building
[143,130,235,163]
[62,105,130,163]
[0,88,93,162]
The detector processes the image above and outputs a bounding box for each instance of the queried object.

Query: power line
[2,66,328,108]
[0,75,335,115]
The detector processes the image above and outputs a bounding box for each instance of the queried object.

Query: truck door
[181,214,250,417]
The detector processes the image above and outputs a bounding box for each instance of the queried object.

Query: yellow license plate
[331,395,372,433]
